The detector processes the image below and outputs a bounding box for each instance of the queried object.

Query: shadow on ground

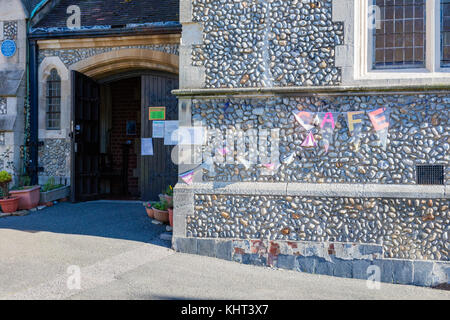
[0,201,171,247]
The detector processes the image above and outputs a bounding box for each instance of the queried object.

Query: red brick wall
[110,77,141,196]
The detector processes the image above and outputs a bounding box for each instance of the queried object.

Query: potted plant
[144,201,154,219]
[163,185,174,207]
[168,205,174,227]
[39,177,70,204]
[152,200,169,223]
[0,170,19,213]
[9,175,41,210]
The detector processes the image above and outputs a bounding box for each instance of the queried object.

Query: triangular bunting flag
[179,170,195,185]
[367,107,391,151]
[301,131,317,148]
[292,110,315,131]
[345,111,365,151]
[281,152,296,165]
[317,112,340,152]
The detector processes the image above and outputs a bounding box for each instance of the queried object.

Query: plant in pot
[152,200,169,223]
[9,174,41,210]
[168,205,174,227]
[40,177,70,204]
[162,185,173,207]
[144,201,154,219]
[0,170,19,213]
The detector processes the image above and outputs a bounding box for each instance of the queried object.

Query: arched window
[46,69,61,130]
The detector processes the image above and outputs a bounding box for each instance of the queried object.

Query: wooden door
[141,73,179,201]
[71,71,101,202]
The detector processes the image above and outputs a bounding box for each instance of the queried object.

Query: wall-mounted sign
[149,107,166,121]
[1,40,16,58]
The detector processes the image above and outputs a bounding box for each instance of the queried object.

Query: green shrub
[41,177,64,192]
[0,170,12,198]
[152,200,168,211]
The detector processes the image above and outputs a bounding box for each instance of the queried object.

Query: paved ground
[0,201,449,300]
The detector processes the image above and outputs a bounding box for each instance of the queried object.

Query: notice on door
[164,120,179,145]
[152,121,165,138]
[141,138,154,156]
[149,107,166,121]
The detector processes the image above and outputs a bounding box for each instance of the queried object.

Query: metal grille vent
[416,165,444,185]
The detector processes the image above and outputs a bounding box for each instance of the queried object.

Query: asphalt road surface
[0,202,448,300]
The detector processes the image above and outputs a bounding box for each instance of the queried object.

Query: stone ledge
[172,84,450,97]
[174,182,448,199]
[175,182,287,196]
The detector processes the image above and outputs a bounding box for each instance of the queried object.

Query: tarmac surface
[0,201,448,300]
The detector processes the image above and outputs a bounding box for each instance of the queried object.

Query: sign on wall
[1,40,16,58]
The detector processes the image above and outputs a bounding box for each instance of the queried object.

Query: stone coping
[174,182,449,199]
[172,84,450,98]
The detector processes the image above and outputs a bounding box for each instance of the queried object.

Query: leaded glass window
[442,0,450,67]
[46,69,61,130]
[374,0,426,69]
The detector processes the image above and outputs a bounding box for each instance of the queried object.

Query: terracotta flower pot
[0,197,19,213]
[168,208,174,227]
[9,186,41,210]
[153,207,169,223]
[146,207,154,219]
[164,195,173,207]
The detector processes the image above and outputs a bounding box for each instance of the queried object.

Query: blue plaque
[1,40,17,57]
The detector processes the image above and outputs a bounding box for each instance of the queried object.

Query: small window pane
[46,69,61,130]
[442,0,450,67]
[373,0,426,69]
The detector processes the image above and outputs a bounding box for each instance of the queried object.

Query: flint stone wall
[192,93,450,185]
[191,0,343,88]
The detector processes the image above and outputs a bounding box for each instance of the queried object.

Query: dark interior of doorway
[98,77,141,200]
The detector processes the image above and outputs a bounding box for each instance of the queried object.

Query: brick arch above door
[69,48,179,80]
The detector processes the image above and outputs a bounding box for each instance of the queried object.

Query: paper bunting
[200,159,215,172]
[263,163,276,170]
[292,110,315,131]
[179,170,195,185]
[345,111,365,151]
[301,131,317,148]
[261,162,280,175]
[317,112,340,152]
[367,107,391,151]
[292,108,393,152]
[281,152,296,165]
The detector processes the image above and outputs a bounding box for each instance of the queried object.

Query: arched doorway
[69,49,179,202]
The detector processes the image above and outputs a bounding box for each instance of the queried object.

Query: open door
[71,71,101,202]
[141,73,179,200]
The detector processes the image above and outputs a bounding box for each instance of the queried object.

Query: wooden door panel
[71,71,101,202]
[141,74,179,201]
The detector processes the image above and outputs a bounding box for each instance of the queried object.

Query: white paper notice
[164,120,179,145]
[141,138,154,156]
[152,121,165,138]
